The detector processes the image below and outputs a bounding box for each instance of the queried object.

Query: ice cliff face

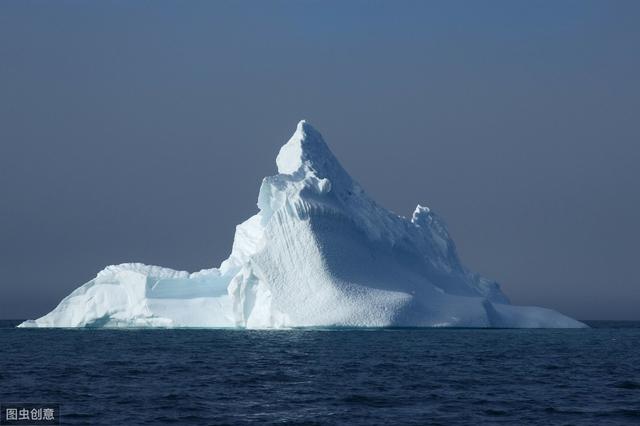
[20,121,585,328]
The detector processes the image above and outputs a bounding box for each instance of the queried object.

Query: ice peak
[276,120,341,177]
[296,119,313,134]
[411,204,431,225]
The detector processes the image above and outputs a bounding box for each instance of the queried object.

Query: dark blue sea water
[1,321,639,425]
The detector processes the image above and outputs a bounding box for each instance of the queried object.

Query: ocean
[0,321,638,425]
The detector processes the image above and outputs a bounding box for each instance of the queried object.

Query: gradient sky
[1,1,639,320]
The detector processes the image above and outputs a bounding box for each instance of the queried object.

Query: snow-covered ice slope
[20,121,585,328]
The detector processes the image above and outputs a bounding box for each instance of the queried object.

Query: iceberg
[20,121,585,328]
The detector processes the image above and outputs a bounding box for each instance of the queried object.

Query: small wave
[342,394,396,408]
[595,408,640,418]
[615,380,640,390]
[484,409,508,416]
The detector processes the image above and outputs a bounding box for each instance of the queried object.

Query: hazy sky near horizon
[1,1,639,320]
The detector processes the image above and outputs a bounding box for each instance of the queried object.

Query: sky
[1,0,639,320]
